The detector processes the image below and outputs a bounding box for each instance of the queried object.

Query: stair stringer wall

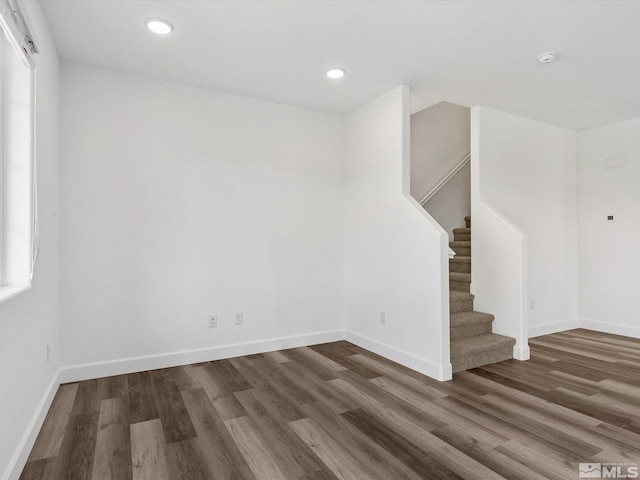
[471,202,530,359]
[470,107,530,360]
[472,106,579,343]
[344,86,452,381]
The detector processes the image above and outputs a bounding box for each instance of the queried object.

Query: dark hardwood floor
[20,329,640,479]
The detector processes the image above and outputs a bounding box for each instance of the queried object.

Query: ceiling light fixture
[538,52,557,64]
[326,68,345,79]
[146,18,173,35]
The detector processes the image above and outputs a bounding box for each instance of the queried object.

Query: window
[0,0,36,300]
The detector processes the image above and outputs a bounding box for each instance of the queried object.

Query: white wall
[59,63,345,369]
[424,162,470,239]
[410,101,470,201]
[578,117,640,338]
[343,86,451,381]
[0,2,60,479]
[470,190,528,358]
[472,107,579,343]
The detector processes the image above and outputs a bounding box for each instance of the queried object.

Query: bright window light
[0,24,36,295]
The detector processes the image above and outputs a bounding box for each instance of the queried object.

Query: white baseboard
[580,319,640,339]
[58,330,345,384]
[528,320,581,338]
[344,330,451,381]
[2,369,61,480]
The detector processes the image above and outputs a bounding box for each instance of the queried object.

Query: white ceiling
[40,0,640,131]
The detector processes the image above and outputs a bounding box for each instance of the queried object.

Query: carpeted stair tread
[450,290,474,313]
[449,241,471,248]
[452,227,471,241]
[450,271,472,292]
[450,291,473,302]
[450,311,494,328]
[449,256,471,264]
[449,272,471,283]
[450,333,515,358]
[449,255,471,274]
[449,241,471,256]
[450,312,493,339]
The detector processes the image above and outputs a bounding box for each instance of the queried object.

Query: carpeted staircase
[449,215,516,373]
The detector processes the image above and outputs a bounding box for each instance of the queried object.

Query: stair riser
[452,346,512,373]
[449,280,470,293]
[450,321,493,340]
[453,232,470,242]
[451,246,471,256]
[450,298,474,314]
[449,261,471,274]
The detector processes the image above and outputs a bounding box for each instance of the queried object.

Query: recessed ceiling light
[147,18,173,35]
[326,68,345,79]
[538,52,557,64]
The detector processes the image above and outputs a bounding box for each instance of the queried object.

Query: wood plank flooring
[20,329,640,479]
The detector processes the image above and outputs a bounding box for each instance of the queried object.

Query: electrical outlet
[530,300,535,311]
[46,345,51,364]
[380,311,386,325]
[208,315,218,328]
[235,312,244,325]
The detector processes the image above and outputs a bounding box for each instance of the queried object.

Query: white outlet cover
[235,313,244,325]
[209,315,218,328]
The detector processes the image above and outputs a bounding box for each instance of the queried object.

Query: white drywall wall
[471,107,528,357]
[424,162,470,239]
[59,63,345,367]
[471,198,529,358]
[343,86,451,380]
[410,101,470,202]
[472,106,578,344]
[0,2,60,478]
[578,117,640,338]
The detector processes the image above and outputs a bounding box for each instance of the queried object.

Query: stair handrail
[418,152,471,206]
